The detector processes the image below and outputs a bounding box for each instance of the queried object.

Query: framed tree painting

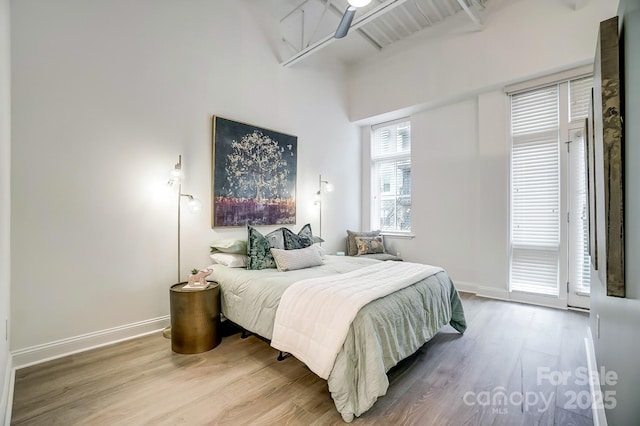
[212,116,297,227]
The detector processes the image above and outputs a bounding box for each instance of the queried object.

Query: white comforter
[270,261,443,379]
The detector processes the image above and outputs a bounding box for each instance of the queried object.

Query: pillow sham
[346,230,381,256]
[298,223,324,244]
[247,226,285,270]
[210,239,247,254]
[354,236,386,256]
[209,252,247,268]
[283,227,312,249]
[283,223,323,250]
[270,245,324,272]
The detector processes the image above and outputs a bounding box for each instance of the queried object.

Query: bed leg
[277,351,291,361]
[241,330,252,339]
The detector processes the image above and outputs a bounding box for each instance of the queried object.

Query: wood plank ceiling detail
[278,0,487,66]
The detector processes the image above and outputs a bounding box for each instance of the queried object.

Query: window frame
[509,84,562,296]
[370,118,412,235]
[507,71,594,301]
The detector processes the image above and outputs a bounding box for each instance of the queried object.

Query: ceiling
[249,0,488,67]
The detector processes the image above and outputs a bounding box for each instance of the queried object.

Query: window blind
[569,76,593,291]
[510,86,560,295]
[569,133,591,290]
[570,76,594,123]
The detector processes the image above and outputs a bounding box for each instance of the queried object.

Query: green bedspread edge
[327,271,467,422]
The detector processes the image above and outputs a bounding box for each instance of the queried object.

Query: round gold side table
[169,282,221,354]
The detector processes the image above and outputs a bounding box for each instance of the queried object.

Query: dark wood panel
[593,15,625,297]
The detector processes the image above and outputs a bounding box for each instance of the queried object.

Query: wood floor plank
[11,293,593,425]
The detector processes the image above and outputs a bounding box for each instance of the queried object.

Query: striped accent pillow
[270,245,324,272]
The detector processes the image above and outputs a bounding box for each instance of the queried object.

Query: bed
[208,255,467,422]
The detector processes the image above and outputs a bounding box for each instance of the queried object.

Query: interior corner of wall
[1,351,14,425]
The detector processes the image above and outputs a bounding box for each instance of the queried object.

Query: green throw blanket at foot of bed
[327,271,467,422]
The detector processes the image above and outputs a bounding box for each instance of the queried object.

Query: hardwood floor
[11,294,593,425]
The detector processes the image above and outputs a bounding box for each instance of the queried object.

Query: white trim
[1,352,12,425]
[509,291,567,309]
[370,116,411,131]
[380,232,414,239]
[11,316,170,369]
[454,281,570,309]
[585,327,608,426]
[476,286,510,301]
[504,64,593,95]
[452,280,477,294]
[453,281,510,301]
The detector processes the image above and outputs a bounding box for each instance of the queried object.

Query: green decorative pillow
[346,230,381,256]
[247,226,285,270]
[354,236,386,255]
[283,224,322,249]
[298,223,324,244]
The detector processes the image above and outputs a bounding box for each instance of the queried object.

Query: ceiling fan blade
[334,6,356,39]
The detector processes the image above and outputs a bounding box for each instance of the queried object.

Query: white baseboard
[509,291,568,309]
[455,281,511,301]
[476,286,511,301]
[585,327,608,426]
[455,281,569,309]
[1,352,13,426]
[452,281,477,294]
[11,316,170,370]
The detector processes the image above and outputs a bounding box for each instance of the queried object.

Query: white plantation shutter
[569,133,591,290]
[371,119,411,232]
[510,86,560,295]
[569,76,594,123]
[569,76,593,290]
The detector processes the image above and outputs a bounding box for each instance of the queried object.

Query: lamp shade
[187,197,202,213]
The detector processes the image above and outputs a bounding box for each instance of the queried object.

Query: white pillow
[314,244,327,259]
[270,245,324,272]
[210,239,247,254]
[209,252,247,268]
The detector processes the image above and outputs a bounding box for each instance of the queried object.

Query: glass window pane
[371,120,411,233]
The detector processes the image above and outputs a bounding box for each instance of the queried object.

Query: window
[371,119,411,233]
[569,76,594,123]
[509,74,593,300]
[569,76,594,292]
[510,85,561,295]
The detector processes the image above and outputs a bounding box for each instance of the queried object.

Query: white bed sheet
[208,255,379,340]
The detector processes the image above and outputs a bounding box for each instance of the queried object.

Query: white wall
[354,0,617,298]
[10,0,360,360]
[0,0,11,418]
[367,93,510,298]
[589,1,640,423]
[349,0,618,122]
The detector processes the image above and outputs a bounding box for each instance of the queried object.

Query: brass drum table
[169,282,221,354]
